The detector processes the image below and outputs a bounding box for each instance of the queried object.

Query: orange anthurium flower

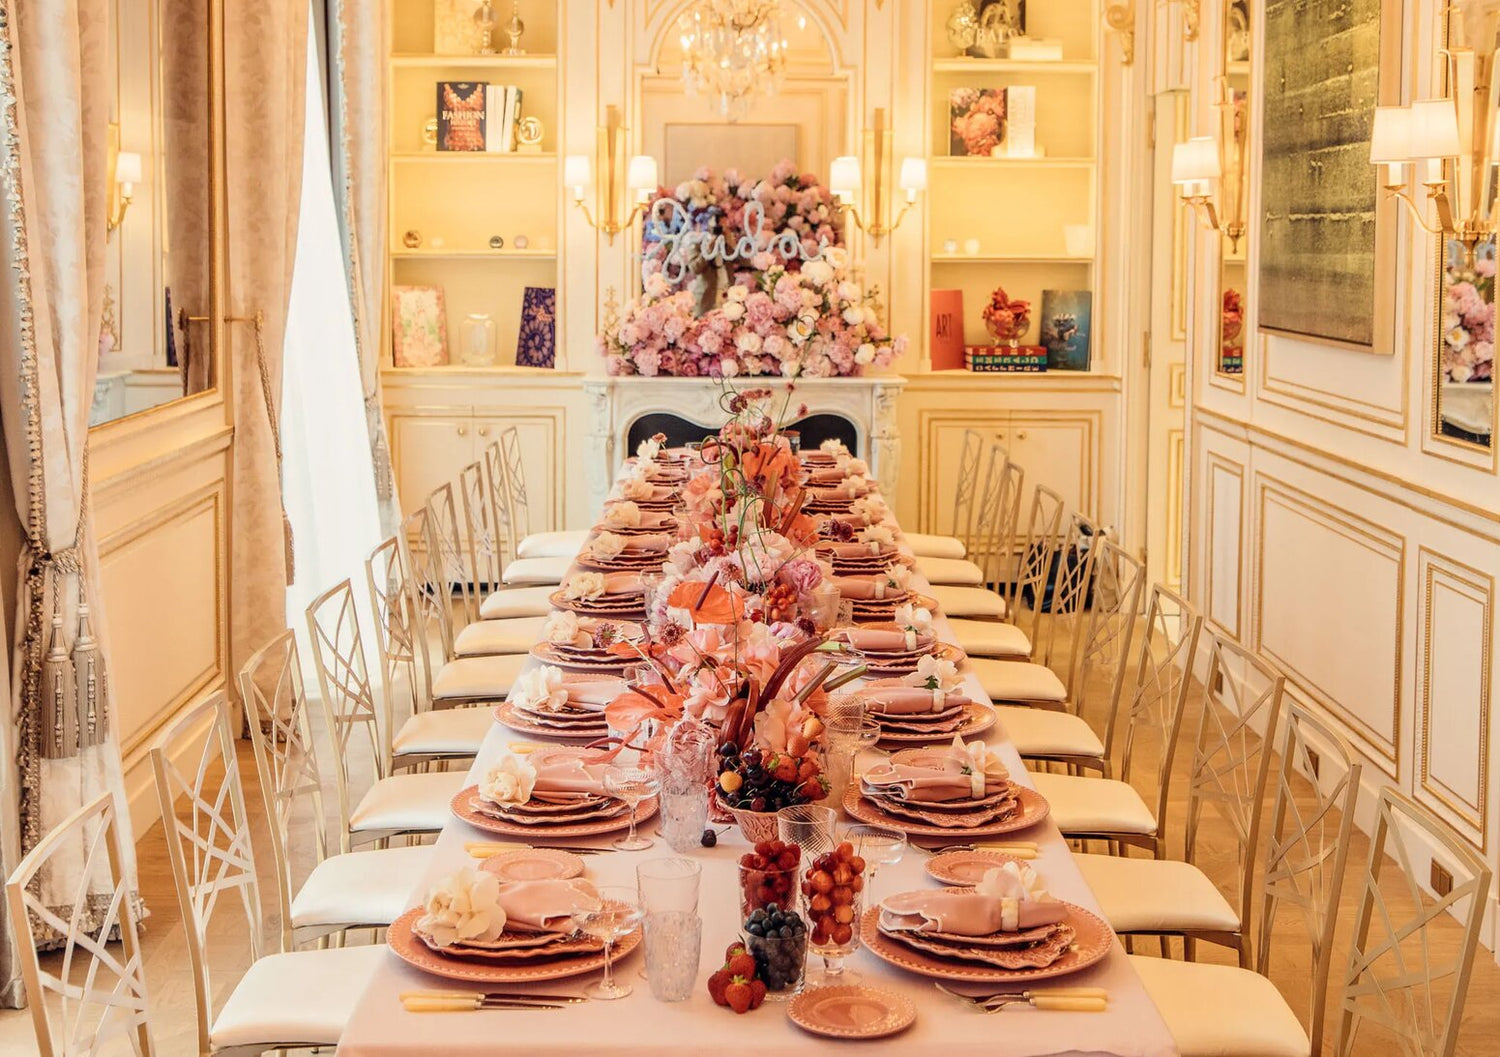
[784,512,819,546]
[668,580,745,624]
[604,688,685,752]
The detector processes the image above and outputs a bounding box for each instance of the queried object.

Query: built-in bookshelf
[924,0,1102,366]
[386,1,562,369]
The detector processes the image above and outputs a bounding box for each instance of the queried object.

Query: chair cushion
[480,585,555,619]
[393,706,495,757]
[916,556,985,585]
[1127,955,1312,1057]
[432,654,529,702]
[929,584,1008,619]
[996,705,1103,758]
[518,530,588,559]
[1029,772,1156,834]
[970,659,1066,702]
[210,943,385,1049]
[290,845,433,931]
[1074,854,1240,933]
[903,532,966,560]
[349,770,467,836]
[502,555,572,586]
[950,619,1031,658]
[454,616,547,656]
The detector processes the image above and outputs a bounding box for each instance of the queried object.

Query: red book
[930,289,966,371]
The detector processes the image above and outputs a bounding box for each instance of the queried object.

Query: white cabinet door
[389,413,476,516]
[474,415,560,533]
[1003,416,1093,521]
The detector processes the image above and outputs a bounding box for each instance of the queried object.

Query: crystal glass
[824,717,882,809]
[605,763,661,851]
[803,835,865,985]
[637,857,701,914]
[572,885,644,1000]
[844,824,907,902]
[776,804,837,861]
[659,786,710,852]
[459,313,497,366]
[643,910,701,1002]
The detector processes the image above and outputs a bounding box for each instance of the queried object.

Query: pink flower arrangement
[1443,252,1494,384]
[1222,289,1244,351]
[950,88,1007,157]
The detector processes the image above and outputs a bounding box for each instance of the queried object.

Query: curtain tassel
[71,601,106,748]
[41,599,78,759]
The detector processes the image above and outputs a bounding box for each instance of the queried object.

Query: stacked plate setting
[530,619,641,672]
[873,892,1080,972]
[549,586,647,620]
[858,678,988,739]
[497,676,614,740]
[856,776,1023,832]
[835,622,960,677]
[846,589,937,624]
[817,545,909,577]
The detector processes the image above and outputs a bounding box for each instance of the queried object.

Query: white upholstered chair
[463,451,551,618]
[151,691,384,1056]
[1074,634,1285,967]
[1028,585,1202,853]
[367,534,494,765]
[305,581,468,848]
[496,425,578,584]
[914,440,1004,587]
[240,637,434,950]
[1127,700,1364,1057]
[903,428,982,560]
[946,458,1034,656]
[403,507,529,706]
[5,791,153,1057]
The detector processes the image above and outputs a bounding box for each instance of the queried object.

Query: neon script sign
[646,198,833,284]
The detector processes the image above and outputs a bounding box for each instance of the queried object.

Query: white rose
[837,455,870,476]
[824,247,849,270]
[838,280,861,301]
[895,602,934,639]
[854,343,876,365]
[736,331,763,353]
[727,284,750,302]
[605,501,643,529]
[803,259,834,286]
[481,753,540,807]
[843,306,865,326]
[591,531,627,560]
[636,436,663,461]
[417,867,507,948]
[620,477,654,501]
[542,609,590,647]
[643,273,670,299]
[720,357,740,377]
[721,300,746,322]
[665,538,703,575]
[562,572,608,600]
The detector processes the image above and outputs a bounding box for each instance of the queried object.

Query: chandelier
[678,0,788,122]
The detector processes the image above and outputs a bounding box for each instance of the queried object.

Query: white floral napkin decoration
[561,572,607,601]
[480,753,540,806]
[514,666,569,713]
[904,654,962,693]
[975,861,1056,931]
[859,524,896,551]
[591,531,627,560]
[950,734,1009,798]
[820,438,850,457]
[894,601,934,649]
[542,610,591,648]
[417,867,508,948]
[604,500,643,528]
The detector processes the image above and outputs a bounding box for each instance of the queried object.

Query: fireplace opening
[626,411,860,457]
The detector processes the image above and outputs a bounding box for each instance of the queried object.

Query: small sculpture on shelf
[403,229,422,249]
[473,1,499,54]
[946,1,979,52]
[503,0,526,55]
[981,285,1031,349]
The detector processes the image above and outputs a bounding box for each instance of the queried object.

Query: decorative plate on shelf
[858,903,1113,984]
[387,905,641,984]
[787,985,917,1040]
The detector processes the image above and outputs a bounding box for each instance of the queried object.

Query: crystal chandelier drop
[678,0,788,122]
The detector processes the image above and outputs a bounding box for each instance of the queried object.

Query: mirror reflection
[1438,237,1495,446]
[1217,10,1251,376]
[92,0,215,428]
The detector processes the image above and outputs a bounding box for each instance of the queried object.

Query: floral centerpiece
[981,285,1031,348]
[1442,251,1494,385]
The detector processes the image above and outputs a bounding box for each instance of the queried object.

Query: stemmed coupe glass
[605,762,661,851]
[572,885,644,1000]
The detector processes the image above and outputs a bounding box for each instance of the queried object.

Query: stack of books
[436,81,526,152]
[965,345,1048,372]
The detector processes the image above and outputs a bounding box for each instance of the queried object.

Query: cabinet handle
[1016,430,1028,441]
[457,426,468,437]
[478,427,490,437]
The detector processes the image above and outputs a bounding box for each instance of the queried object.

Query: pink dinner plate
[842,780,1048,837]
[872,703,997,744]
[387,905,641,984]
[481,847,587,882]
[787,985,917,1040]
[452,786,658,838]
[858,902,1114,984]
[924,849,1028,886]
[493,701,609,741]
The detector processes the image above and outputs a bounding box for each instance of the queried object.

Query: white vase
[460,313,498,366]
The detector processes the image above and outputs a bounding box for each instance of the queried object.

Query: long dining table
[336,465,1178,1057]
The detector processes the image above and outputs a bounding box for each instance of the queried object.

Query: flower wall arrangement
[597,160,908,379]
[1442,244,1495,385]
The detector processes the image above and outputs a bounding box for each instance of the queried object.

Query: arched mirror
[1216,0,1251,376]
[91,0,219,428]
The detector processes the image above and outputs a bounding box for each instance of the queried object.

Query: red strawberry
[748,978,768,1009]
[797,759,819,781]
[724,941,748,963]
[707,968,732,1006]
[726,950,756,979]
[798,777,826,801]
[773,757,799,782]
[725,976,754,1014]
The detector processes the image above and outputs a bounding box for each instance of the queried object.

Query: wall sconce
[828,108,926,247]
[106,123,141,235]
[1171,135,1222,228]
[1369,99,1468,247]
[565,105,659,246]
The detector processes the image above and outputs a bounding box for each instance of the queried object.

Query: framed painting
[1257,0,1400,351]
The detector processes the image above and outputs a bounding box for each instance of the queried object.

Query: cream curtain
[225,0,309,695]
[0,0,133,1008]
[331,0,399,531]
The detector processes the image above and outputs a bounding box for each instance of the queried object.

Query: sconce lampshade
[898,157,928,193]
[830,155,861,198]
[626,154,659,195]
[1407,99,1461,159]
[563,154,592,191]
[115,151,142,185]
[1369,106,1414,163]
[1171,137,1221,184]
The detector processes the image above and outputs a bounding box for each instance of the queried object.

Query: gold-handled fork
[934,982,1108,1012]
[464,841,606,858]
[921,841,1040,860]
[400,990,584,1013]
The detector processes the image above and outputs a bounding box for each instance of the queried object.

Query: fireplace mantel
[581,375,908,508]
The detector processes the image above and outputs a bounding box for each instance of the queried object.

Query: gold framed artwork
[1257,0,1400,352]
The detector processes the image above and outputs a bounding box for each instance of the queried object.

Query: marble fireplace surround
[581,375,908,509]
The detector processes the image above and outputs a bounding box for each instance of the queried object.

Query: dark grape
[700,829,717,848]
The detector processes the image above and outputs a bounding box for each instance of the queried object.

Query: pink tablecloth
[336,507,1177,1057]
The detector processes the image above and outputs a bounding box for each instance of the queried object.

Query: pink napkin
[879,889,1066,935]
[808,484,866,502]
[833,576,904,600]
[601,572,645,594]
[806,467,851,486]
[861,762,1005,801]
[841,627,934,652]
[819,541,894,559]
[497,878,603,932]
[862,687,972,715]
[563,680,624,711]
[534,759,612,798]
